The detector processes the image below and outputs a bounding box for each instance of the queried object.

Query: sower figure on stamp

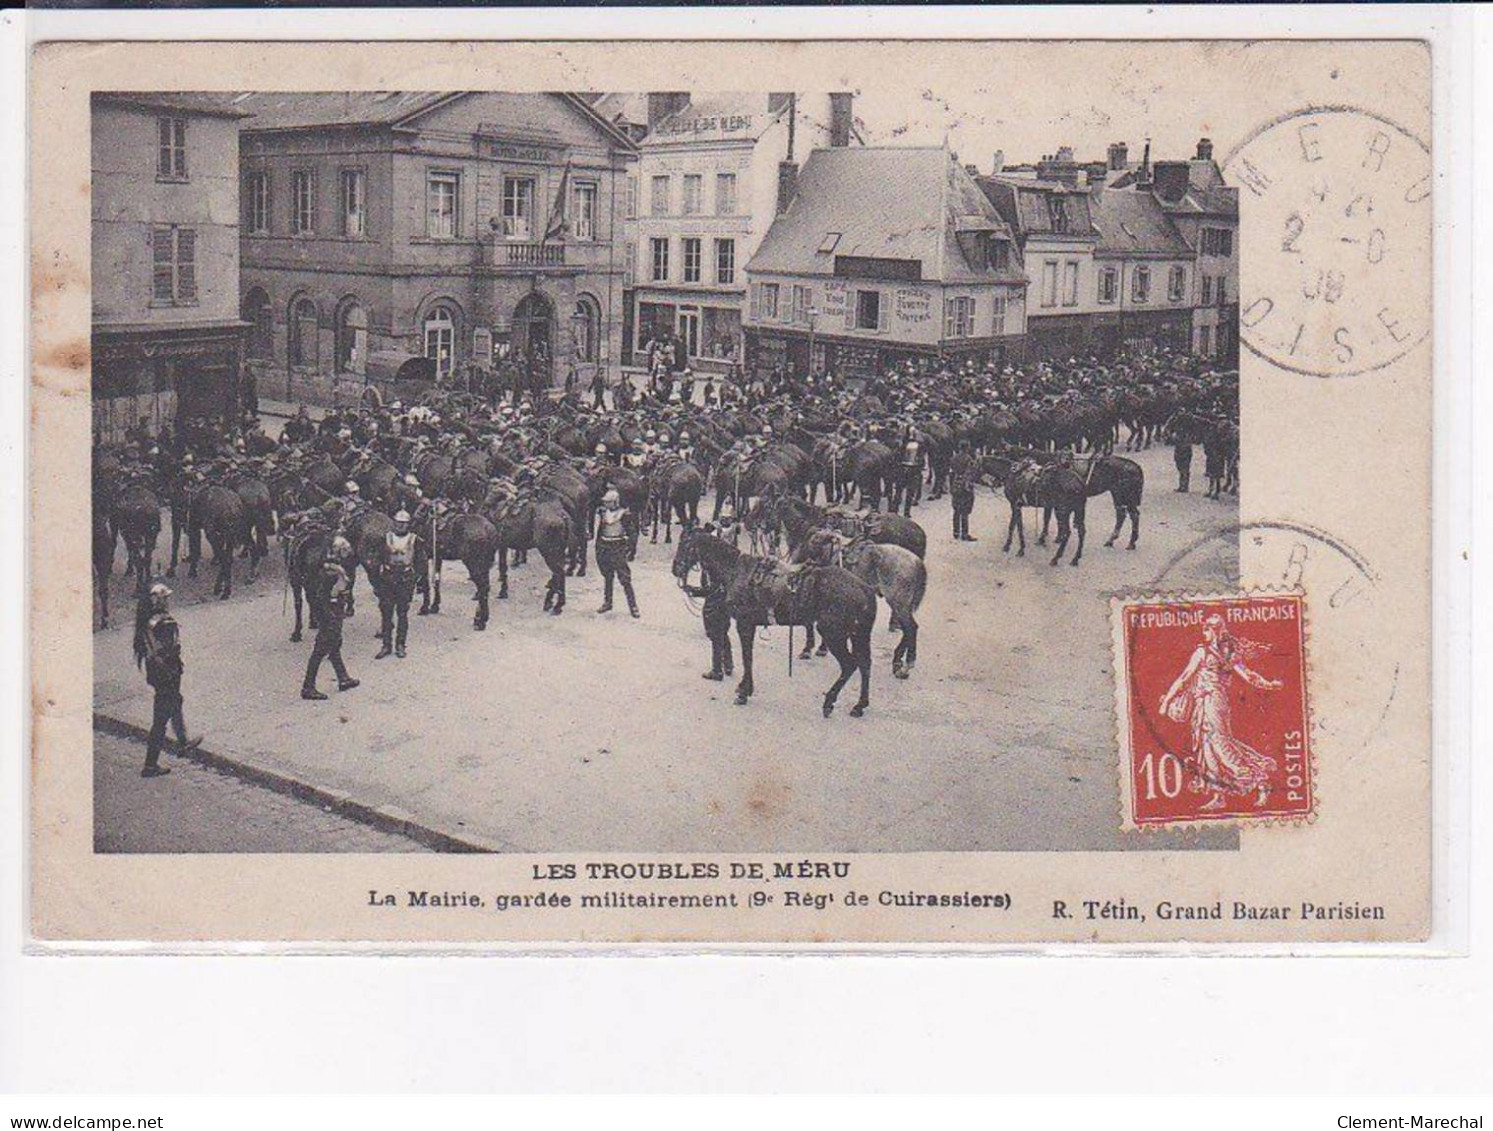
[132,581,202,778]
[302,537,361,701]
[949,440,978,542]
[375,510,421,660]
[683,523,734,681]
[594,487,640,618]
[1158,614,1282,811]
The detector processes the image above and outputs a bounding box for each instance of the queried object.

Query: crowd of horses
[92,359,1238,720]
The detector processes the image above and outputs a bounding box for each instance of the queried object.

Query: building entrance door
[676,308,700,362]
[514,292,554,387]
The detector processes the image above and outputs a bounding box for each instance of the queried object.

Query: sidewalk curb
[93,712,500,854]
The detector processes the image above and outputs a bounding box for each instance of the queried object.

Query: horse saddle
[745,559,810,625]
[1012,464,1044,506]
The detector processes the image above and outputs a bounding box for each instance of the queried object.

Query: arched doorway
[242,288,273,360]
[572,294,601,364]
[288,296,319,370]
[336,300,368,376]
[423,303,457,380]
[513,291,554,387]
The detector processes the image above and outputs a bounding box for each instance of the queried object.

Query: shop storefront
[91,321,246,443]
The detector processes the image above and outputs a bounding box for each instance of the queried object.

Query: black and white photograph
[87,83,1241,855]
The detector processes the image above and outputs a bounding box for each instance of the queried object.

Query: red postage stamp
[1111,592,1314,829]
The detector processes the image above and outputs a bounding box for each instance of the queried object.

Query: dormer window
[818,232,841,254]
[990,238,1011,272]
[1047,195,1069,234]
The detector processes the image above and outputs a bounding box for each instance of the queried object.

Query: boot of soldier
[375,638,393,659]
[301,686,328,701]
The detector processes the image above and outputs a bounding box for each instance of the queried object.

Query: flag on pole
[542,160,571,245]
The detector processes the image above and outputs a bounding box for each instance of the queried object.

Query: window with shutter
[175,229,196,301]
[152,227,175,302]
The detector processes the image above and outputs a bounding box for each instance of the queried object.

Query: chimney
[1153,160,1191,203]
[829,91,854,148]
[776,160,799,216]
[1137,138,1152,184]
[1055,144,1075,163]
[647,92,689,129]
[1196,136,1214,162]
[992,149,1005,174]
[1107,141,1128,171]
[965,163,980,176]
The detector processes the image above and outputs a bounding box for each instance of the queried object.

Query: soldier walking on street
[594,488,640,618]
[950,441,978,541]
[376,510,420,660]
[133,582,202,777]
[302,538,361,700]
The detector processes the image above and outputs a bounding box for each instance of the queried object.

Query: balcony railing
[505,241,566,267]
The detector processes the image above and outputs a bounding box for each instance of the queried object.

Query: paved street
[93,443,1237,853]
[94,730,430,853]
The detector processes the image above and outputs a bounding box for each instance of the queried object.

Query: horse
[223,472,274,578]
[648,459,704,544]
[418,508,498,630]
[187,484,249,597]
[482,488,571,615]
[768,495,928,560]
[345,508,395,617]
[1030,453,1144,551]
[536,464,592,577]
[982,455,1088,567]
[671,529,877,718]
[110,481,162,584]
[285,527,332,643]
[795,529,927,679]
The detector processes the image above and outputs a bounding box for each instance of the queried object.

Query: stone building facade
[91,93,248,442]
[236,92,637,406]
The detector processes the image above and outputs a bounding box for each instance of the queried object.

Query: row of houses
[89,89,1238,438]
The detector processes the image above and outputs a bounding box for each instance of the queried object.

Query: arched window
[572,295,600,363]
[336,300,368,375]
[242,288,273,360]
[289,297,319,370]
[423,304,456,379]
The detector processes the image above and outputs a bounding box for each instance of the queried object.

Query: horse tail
[907,554,928,616]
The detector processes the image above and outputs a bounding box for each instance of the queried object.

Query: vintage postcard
[29,36,1439,945]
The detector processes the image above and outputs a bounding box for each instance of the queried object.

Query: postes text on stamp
[1113,593,1313,829]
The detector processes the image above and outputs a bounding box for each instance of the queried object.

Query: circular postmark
[1152,520,1400,756]
[1224,106,1430,378]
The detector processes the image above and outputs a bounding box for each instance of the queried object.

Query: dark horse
[982,455,1088,567]
[187,484,249,597]
[482,489,572,616]
[286,528,332,643]
[418,508,498,630]
[1035,454,1144,551]
[649,458,705,544]
[671,529,877,718]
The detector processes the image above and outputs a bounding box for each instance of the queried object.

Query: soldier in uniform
[949,440,978,541]
[375,510,421,660]
[132,582,202,778]
[1173,434,1193,493]
[594,488,640,618]
[898,425,923,517]
[684,524,735,681]
[301,538,360,700]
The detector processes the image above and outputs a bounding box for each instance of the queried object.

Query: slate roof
[1090,187,1193,258]
[93,92,251,119]
[977,175,1098,240]
[228,92,459,130]
[748,146,1022,285]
